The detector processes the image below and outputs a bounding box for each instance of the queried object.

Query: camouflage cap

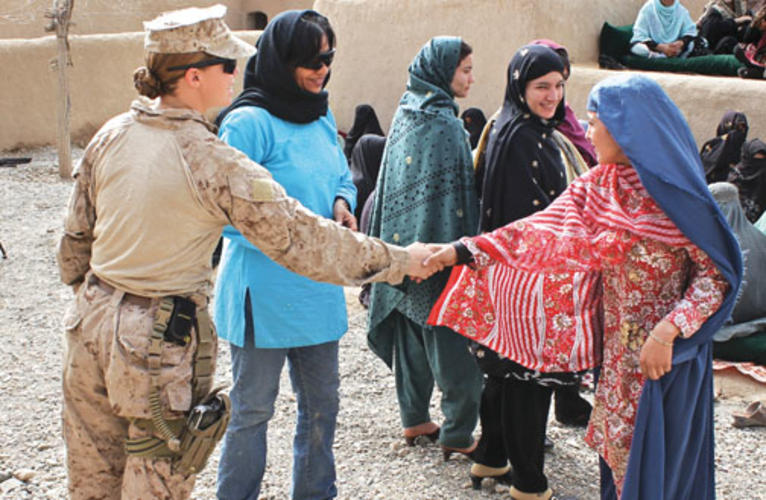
[143,4,255,59]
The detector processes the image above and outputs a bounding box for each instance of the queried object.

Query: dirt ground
[1,147,764,499]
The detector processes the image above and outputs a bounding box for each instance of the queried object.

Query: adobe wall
[566,66,766,148]
[0,0,311,39]
[2,0,758,151]
[0,31,259,151]
[235,0,316,28]
[315,0,761,145]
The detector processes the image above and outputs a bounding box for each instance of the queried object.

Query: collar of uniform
[130,97,218,133]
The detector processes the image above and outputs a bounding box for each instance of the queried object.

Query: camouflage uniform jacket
[57,98,409,297]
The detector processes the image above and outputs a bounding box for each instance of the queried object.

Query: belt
[89,275,154,308]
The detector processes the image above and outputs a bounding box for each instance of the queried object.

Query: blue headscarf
[587,74,742,500]
[631,0,698,45]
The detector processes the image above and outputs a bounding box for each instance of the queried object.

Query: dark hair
[553,48,571,78]
[458,40,473,62]
[285,11,335,67]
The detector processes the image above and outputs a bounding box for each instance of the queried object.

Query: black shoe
[738,66,763,79]
[544,435,554,451]
[469,464,513,490]
[554,386,592,427]
[441,443,477,462]
[403,428,439,447]
[599,54,627,70]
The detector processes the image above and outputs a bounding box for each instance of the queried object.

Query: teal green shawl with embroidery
[367,36,479,366]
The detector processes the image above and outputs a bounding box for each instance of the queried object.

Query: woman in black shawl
[349,133,386,221]
[697,0,753,54]
[700,111,748,183]
[461,107,487,149]
[479,46,568,232]
[729,138,766,221]
[468,45,601,500]
[343,104,384,159]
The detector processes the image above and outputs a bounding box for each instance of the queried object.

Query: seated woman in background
[698,0,753,54]
[700,110,748,183]
[709,182,766,366]
[756,210,766,233]
[728,138,766,221]
[631,0,702,59]
[734,6,766,77]
[427,74,741,500]
[343,103,384,159]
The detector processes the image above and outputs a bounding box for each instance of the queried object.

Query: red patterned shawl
[429,164,689,371]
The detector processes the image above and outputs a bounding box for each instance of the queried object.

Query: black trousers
[473,374,553,493]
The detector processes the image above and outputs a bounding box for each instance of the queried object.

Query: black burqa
[700,111,748,184]
[461,107,487,149]
[216,9,329,126]
[479,45,567,232]
[730,138,766,222]
[348,134,386,220]
[343,104,384,159]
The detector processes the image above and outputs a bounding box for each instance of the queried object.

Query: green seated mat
[714,329,766,365]
[599,22,745,76]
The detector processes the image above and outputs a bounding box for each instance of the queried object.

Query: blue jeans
[216,331,340,500]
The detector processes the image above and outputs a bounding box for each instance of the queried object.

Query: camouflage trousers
[62,275,214,499]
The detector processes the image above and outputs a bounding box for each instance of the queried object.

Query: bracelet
[649,332,673,347]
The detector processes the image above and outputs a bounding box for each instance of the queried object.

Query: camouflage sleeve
[185,133,410,286]
[57,152,96,286]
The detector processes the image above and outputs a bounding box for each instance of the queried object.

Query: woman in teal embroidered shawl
[367,36,483,453]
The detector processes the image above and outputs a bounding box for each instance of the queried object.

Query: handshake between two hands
[404,242,459,282]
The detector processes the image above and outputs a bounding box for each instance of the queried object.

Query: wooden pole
[45,0,74,179]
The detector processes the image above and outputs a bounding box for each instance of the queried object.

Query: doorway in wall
[247,11,268,30]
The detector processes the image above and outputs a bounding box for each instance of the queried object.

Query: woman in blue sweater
[214,11,356,500]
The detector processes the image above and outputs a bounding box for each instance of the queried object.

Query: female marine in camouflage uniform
[57,5,433,499]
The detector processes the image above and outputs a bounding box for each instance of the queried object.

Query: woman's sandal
[441,440,478,462]
[509,486,554,500]
[403,428,440,446]
[509,486,577,500]
[469,463,513,490]
[732,401,766,428]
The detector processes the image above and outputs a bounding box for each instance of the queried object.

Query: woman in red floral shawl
[426,75,741,500]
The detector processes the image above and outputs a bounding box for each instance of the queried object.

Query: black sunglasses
[299,48,335,70]
[168,57,237,74]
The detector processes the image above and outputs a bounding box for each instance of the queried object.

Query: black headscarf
[479,45,567,231]
[730,138,766,222]
[461,107,487,149]
[700,111,748,183]
[348,134,386,219]
[217,10,330,126]
[343,104,384,159]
